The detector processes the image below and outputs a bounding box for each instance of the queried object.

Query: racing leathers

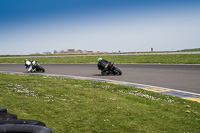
[25,60,37,72]
[97,59,112,72]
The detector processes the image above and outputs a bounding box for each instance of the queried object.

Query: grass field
[0,73,200,132]
[0,54,200,64]
[180,48,200,52]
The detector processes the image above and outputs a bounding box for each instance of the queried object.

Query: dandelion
[45,95,54,98]
[61,99,67,101]
[108,98,116,101]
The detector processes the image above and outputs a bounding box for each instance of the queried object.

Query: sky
[0,0,200,55]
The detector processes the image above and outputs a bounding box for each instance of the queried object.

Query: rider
[24,59,37,72]
[97,57,112,72]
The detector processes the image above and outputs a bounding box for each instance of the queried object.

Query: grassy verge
[180,48,200,52]
[0,73,200,132]
[0,54,200,64]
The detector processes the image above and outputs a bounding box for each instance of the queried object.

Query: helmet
[98,57,102,61]
[24,59,28,62]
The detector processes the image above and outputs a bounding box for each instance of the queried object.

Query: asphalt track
[1,63,200,102]
[1,63,200,94]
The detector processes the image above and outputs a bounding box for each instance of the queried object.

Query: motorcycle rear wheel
[101,71,109,75]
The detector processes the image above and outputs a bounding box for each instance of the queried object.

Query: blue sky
[0,0,200,55]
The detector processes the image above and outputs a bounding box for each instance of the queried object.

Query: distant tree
[54,50,58,54]
[61,50,65,54]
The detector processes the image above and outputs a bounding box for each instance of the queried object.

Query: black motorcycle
[28,62,45,73]
[98,62,122,75]
[34,63,45,73]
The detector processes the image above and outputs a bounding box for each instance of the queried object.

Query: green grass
[0,54,200,64]
[180,48,200,52]
[0,73,200,132]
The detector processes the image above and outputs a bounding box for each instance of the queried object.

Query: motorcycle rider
[24,59,37,72]
[97,57,112,74]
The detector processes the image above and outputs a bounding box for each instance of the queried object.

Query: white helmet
[98,57,102,61]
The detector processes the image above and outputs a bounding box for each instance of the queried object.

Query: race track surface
[0,63,200,94]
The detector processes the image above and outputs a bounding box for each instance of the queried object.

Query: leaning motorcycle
[28,62,45,73]
[34,62,45,73]
[98,62,122,75]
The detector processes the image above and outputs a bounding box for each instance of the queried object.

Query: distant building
[43,52,51,55]
[57,50,66,54]
[87,51,93,53]
[42,49,97,55]
[82,50,92,54]
[76,50,82,53]
[31,53,41,55]
[66,49,75,53]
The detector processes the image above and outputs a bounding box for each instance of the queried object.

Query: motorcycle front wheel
[112,66,122,75]
[36,66,45,73]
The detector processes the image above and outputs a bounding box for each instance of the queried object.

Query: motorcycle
[98,62,122,75]
[27,62,45,73]
[33,62,45,73]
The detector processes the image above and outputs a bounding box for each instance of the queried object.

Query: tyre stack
[0,107,52,133]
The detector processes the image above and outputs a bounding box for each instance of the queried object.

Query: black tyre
[0,108,7,113]
[112,66,122,75]
[0,119,46,127]
[0,113,17,120]
[0,124,52,133]
[36,66,45,73]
